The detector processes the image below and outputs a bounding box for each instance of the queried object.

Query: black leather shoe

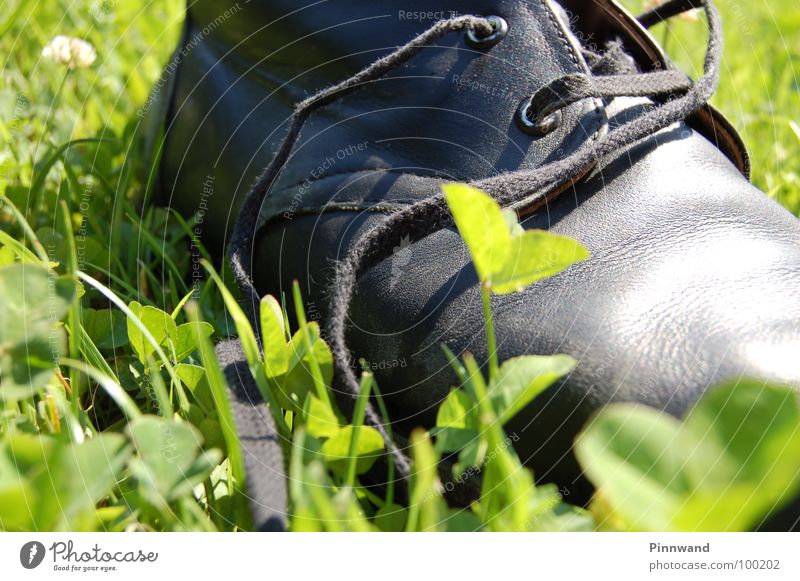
[156,0,800,511]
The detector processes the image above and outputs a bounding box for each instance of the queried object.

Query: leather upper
[164,0,611,250]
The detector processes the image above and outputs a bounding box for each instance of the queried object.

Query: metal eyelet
[465,15,508,49]
[515,97,563,137]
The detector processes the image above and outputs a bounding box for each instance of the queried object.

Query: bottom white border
[1,533,797,580]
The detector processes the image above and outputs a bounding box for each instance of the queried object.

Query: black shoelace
[229,0,722,478]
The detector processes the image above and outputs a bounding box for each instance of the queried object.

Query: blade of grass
[45,383,84,442]
[186,301,253,531]
[280,292,291,341]
[0,229,41,263]
[0,0,30,36]
[168,208,214,265]
[60,358,141,420]
[790,120,800,143]
[86,261,156,306]
[406,429,443,532]
[126,210,189,295]
[76,270,189,414]
[0,196,49,262]
[58,200,83,421]
[306,462,343,532]
[291,281,331,408]
[170,288,195,320]
[481,284,499,380]
[201,259,290,440]
[441,343,469,385]
[463,353,532,530]
[345,371,373,488]
[30,138,116,217]
[145,355,173,417]
[370,379,395,506]
[76,325,119,383]
[289,427,308,509]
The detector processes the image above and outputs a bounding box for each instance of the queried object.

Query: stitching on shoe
[269,167,446,199]
[258,170,442,229]
[262,201,410,227]
[537,0,583,72]
[534,0,607,144]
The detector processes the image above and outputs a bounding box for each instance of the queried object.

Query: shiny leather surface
[159,0,800,514]
[255,120,800,503]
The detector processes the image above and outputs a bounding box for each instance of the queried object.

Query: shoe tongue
[548,0,640,76]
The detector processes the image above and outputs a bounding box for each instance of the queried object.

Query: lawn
[0,0,798,532]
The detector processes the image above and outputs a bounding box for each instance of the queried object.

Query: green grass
[621,0,800,211]
[0,1,798,532]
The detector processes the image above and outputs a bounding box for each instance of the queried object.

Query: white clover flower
[42,36,97,69]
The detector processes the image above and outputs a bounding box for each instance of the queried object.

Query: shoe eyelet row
[464,16,562,138]
[465,15,508,49]
[515,97,564,137]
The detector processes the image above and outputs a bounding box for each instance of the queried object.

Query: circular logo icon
[20,541,46,569]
